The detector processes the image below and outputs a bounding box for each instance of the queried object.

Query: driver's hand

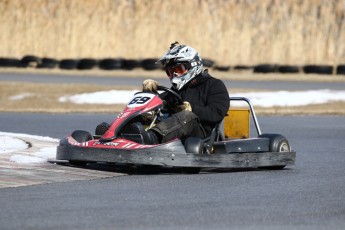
[174,101,192,112]
[142,79,158,93]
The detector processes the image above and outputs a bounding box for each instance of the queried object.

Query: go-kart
[56,86,296,172]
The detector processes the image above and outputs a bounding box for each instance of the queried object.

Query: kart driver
[138,42,230,144]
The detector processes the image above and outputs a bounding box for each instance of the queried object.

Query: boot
[125,122,160,145]
[145,130,160,145]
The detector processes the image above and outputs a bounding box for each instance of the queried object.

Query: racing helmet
[157,43,203,91]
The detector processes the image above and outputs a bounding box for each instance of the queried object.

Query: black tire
[0,58,20,67]
[122,59,140,70]
[71,130,93,143]
[141,58,159,70]
[259,133,291,170]
[99,58,123,70]
[202,58,215,68]
[254,64,278,73]
[77,58,98,70]
[20,55,41,68]
[95,122,110,136]
[233,65,253,70]
[69,130,92,166]
[278,65,300,73]
[214,65,230,71]
[303,65,333,75]
[59,59,79,70]
[37,58,58,69]
[336,65,345,75]
[184,137,204,154]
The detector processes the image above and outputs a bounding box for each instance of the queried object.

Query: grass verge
[1,81,344,115]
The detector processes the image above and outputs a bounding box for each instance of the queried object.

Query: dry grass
[0,82,139,113]
[1,0,344,66]
[1,81,344,115]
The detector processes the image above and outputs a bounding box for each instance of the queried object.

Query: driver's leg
[150,111,206,143]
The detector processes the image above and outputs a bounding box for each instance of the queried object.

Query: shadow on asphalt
[50,161,290,175]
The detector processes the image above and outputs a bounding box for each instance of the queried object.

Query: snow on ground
[0,136,28,154]
[56,89,345,107]
[10,147,57,164]
[59,90,138,104]
[0,132,58,164]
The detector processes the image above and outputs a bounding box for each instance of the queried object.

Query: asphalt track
[0,72,345,229]
[0,113,345,230]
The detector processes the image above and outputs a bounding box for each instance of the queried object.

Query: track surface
[1,72,345,229]
[2,72,345,90]
[0,113,344,230]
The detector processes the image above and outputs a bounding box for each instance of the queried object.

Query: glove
[142,79,158,93]
[174,101,192,112]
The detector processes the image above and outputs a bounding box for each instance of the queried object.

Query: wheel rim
[279,142,290,152]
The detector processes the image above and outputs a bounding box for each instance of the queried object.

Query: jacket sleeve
[192,79,230,124]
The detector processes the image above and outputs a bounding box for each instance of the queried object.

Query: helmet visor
[165,63,188,79]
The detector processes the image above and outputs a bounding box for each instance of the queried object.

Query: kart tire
[184,137,204,154]
[77,58,98,70]
[99,58,123,70]
[141,58,159,70]
[69,130,92,166]
[233,65,253,70]
[20,55,41,68]
[303,65,333,75]
[95,122,110,136]
[122,59,140,70]
[37,58,58,69]
[214,65,230,72]
[278,65,300,73]
[0,58,20,67]
[336,65,345,75]
[254,64,278,73]
[71,130,93,143]
[202,58,215,68]
[258,133,290,170]
[59,59,79,70]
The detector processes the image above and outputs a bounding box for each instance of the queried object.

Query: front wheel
[259,133,291,170]
[71,130,93,143]
[69,130,92,166]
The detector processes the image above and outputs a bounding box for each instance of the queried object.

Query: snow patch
[9,93,34,100]
[59,90,138,104]
[0,136,29,154]
[58,89,345,107]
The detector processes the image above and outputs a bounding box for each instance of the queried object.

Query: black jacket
[164,70,230,135]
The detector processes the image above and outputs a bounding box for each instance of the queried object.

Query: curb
[0,135,123,188]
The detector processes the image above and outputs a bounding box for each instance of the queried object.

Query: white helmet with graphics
[157,42,203,91]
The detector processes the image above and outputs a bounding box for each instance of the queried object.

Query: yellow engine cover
[224,109,250,139]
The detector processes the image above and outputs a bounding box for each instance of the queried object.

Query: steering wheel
[157,85,183,105]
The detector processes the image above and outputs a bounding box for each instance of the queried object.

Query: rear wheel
[259,134,291,170]
[184,137,204,154]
